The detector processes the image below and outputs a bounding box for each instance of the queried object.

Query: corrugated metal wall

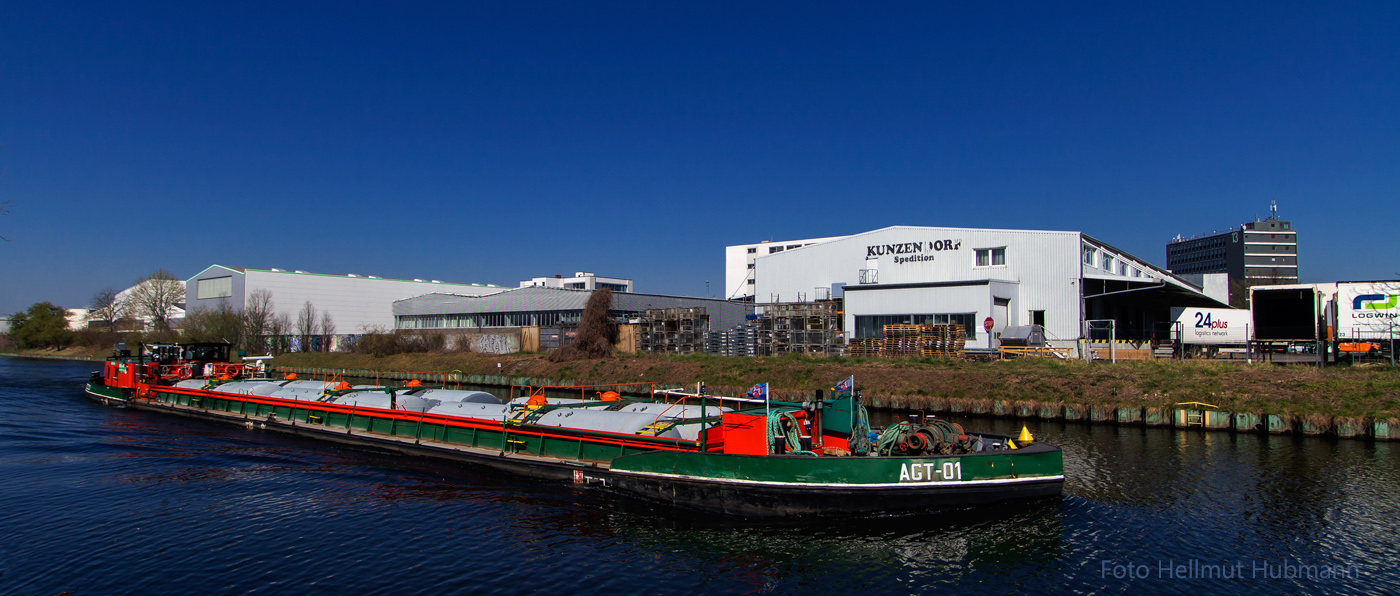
[247,271,504,333]
[756,227,1085,350]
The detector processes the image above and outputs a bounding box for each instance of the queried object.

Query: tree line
[5,269,334,354]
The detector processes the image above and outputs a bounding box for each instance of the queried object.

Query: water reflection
[2,357,1398,595]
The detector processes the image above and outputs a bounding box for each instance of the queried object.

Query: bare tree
[295,301,319,352]
[319,311,336,352]
[129,269,186,332]
[182,300,242,345]
[548,289,617,362]
[269,312,292,353]
[241,288,275,353]
[86,287,126,330]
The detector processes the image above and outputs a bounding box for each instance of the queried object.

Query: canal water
[1,357,1396,595]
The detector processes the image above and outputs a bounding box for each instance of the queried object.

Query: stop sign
[983,317,995,332]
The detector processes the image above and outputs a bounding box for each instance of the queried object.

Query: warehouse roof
[393,286,741,316]
[187,264,508,289]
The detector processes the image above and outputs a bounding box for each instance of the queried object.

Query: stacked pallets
[752,300,844,356]
[847,338,883,358]
[638,308,709,354]
[917,324,966,359]
[880,324,923,357]
[864,324,966,359]
[706,321,756,357]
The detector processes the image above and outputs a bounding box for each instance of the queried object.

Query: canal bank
[269,352,1400,442]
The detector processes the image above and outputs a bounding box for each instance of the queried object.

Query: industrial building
[724,235,849,300]
[185,265,508,339]
[519,272,633,293]
[394,286,747,331]
[746,226,1226,356]
[1167,204,1299,290]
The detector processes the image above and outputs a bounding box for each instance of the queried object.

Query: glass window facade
[396,309,646,329]
[854,314,976,340]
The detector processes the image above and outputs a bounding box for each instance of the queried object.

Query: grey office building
[1166,209,1298,288]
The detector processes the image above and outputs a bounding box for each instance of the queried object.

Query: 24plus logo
[1194,312,1228,329]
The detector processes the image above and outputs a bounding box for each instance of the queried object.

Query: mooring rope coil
[766,409,817,456]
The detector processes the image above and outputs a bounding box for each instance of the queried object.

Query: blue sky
[2,2,1397,314]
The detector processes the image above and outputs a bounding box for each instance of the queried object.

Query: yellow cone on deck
[1017,425,1034,445]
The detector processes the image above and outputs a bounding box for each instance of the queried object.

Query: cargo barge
[85,343,1063,516]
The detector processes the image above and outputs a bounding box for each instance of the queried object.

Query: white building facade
[753,226,1223,355]
[519,272,633,293]
[724,235,849,300]
[186,265,508,335]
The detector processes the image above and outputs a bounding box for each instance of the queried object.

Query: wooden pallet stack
[880,324,923,358]
[848,338,883,357]
[918,324,966,359]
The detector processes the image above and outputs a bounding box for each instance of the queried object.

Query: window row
[854,313,977,340]
[397,311,590,329]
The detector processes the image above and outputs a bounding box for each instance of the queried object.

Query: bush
[74,329,125,352]
[9,302,74,349]
[349,328,448,358]
[549,289,617,362]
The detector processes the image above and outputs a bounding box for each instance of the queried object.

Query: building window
[786,245,800,250]
[855,313,976,340]
[769,246,784,254]
[196,276,233,299]
[975,247,1006,267]
[1083,246,1097,265]
[747,263,754,269]
[1103,255,1115,271]
[1118,261,1127,275]
[747,247,757,254]
[747,279,755,285]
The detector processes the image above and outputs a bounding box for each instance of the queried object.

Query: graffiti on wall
[469,334,520,354]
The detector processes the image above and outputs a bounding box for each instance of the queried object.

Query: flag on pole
[835,375,854,396]
[747,383,769,401]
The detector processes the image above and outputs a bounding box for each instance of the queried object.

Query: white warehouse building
[724,235,849,300]
[748,226,1226,356]
[186,265,509,337]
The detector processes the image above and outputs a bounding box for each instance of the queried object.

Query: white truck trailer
[1169,307,1253,357]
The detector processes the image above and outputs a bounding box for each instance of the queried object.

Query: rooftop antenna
[1270,200,1278,219]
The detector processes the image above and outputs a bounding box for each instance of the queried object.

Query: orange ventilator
[527,392,549,408]
[600,391,621,402]
[406,379,423,387]
[285,373,298,379]
[335,381,352,391]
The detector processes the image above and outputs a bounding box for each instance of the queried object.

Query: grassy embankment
[273,351,1400,420]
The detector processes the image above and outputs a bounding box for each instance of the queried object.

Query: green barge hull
[85,381,1064,517]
